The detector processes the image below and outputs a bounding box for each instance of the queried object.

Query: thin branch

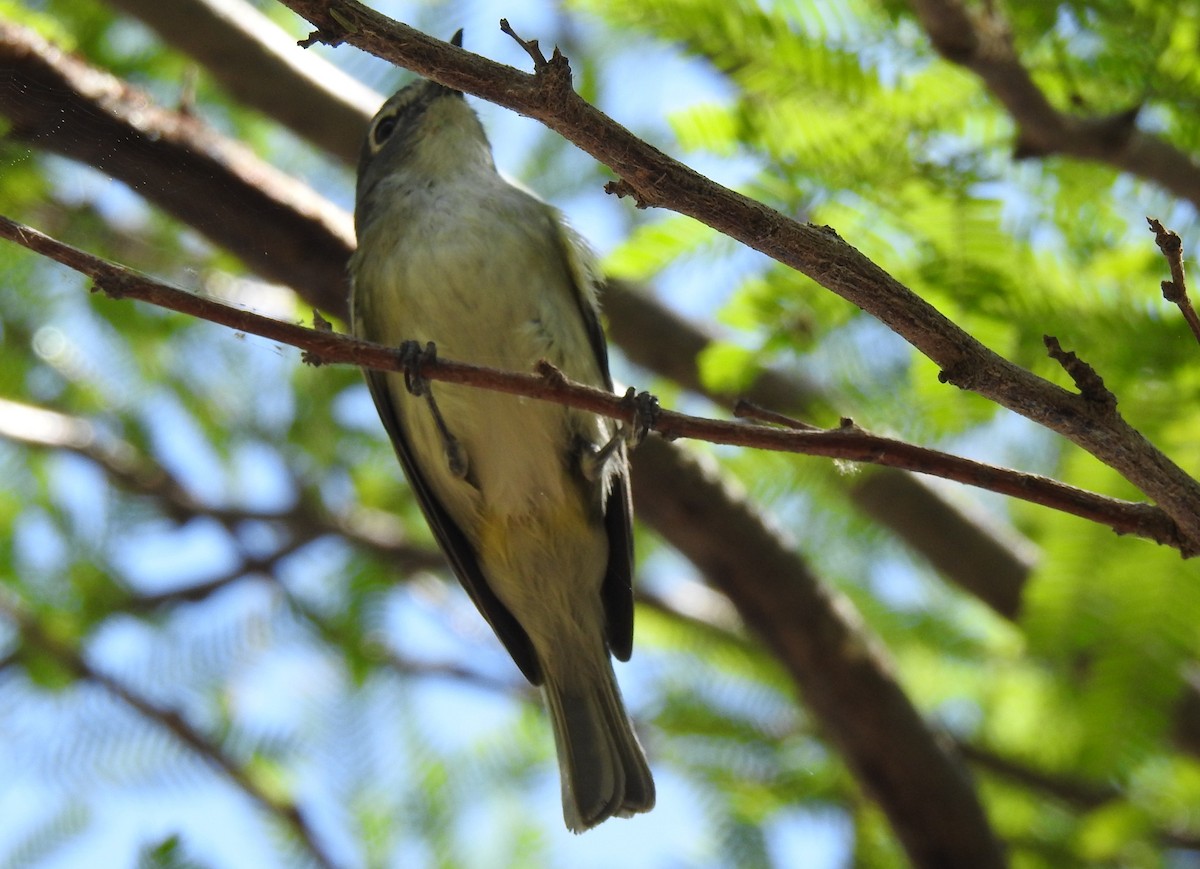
[956,741,1118,811]
[957,741,1200,852]
[958,740,1200,852]
[272,0,1200,553]
[127,538,313,611]
[909,0,1200,211]
[1148,217,1200,347]
[734,401,823,431]
[0,214,1184,550]
[1,601,338,869]
[288,583,655,738]
[0,396,444,573]
[278,582,531,700]
[0,15,1039,615]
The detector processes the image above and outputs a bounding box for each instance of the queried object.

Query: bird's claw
[398,340,468,480]
[620,388,660,450]
[399,340,436,397]
[581,388,659,482]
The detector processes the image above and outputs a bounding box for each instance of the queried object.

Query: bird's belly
[382,249,599,525]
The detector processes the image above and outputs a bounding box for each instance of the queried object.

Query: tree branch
[0,19,353,313]
[105,0,380,161]
[126,536,313,611]
[630,437,1006,868]
[909,0,1200,212]
[0,15,1039,614]
[1,214,1183,549]
[0,395,445,572]
[955,740,1118,812]
[4,10,1195,854]
[272,0,1200,552]
[957,740,1200,851]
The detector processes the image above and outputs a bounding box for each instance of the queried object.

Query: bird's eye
[371,113,398,150]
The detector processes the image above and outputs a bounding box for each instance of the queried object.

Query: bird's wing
[552,215,636,662]
[362,366,544,685]
[602,472,636,662]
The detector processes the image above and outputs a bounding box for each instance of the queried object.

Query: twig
[1147,217,1200,347]
[498,18,547,66]
[279,583,531,699]
[0,215,1184,550]
[733,400,823,431]
[127,538,312,610]
[1043,336,1117,408]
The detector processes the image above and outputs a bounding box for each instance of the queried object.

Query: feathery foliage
[3,0,1200,867]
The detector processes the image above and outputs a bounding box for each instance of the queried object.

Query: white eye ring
[370,112,399,153]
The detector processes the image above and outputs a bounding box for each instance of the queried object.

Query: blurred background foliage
[3,0,1200,867]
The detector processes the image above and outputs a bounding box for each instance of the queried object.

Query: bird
[348,35,655,832]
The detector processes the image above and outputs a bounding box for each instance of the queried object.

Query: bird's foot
[581,388,659,482]
[398,340,434,397]
[398,340,468,479]
[619,387,660,450]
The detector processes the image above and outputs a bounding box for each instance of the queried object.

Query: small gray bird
[349,43,655,831]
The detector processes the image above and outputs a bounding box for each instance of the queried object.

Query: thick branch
[0,20,353,313]
[630,437,1006,868]
[106,0,379,161]
[1,214,1182,549]
[273,0,1200,552]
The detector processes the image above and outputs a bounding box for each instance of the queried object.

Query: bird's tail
[542,655,655,832]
